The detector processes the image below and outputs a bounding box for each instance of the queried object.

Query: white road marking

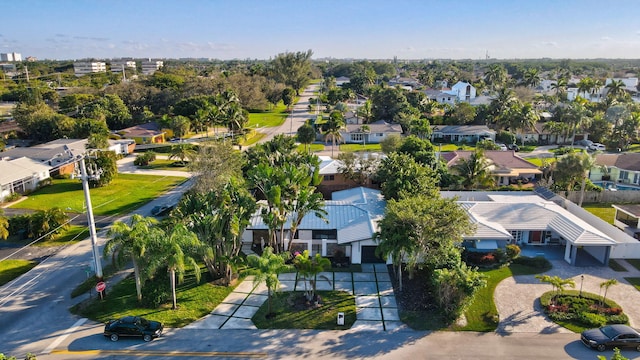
[43,318,87,354]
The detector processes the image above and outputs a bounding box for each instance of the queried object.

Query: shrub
[578,312,606,328]
[506,244,521,259]
[141,276,170,308]
[134,152,156,166]
[512,256,551,270]
[3,192,22,203]
[494,248,507,264]
[607,314,629,324]
[548,311,576,322]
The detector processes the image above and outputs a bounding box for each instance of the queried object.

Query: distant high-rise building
[73,61,107,76]
[0,52,22,62]
[26,56,37,62]
[141,59,163,75]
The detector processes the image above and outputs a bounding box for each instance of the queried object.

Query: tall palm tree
[323,111,345,157]
[550,78,567,101]
[566,102,592,147]
[507,102,539,146]
[600,278,618,306]
[244,247,292,316]
[169,144,197,165]
[577,77,594,99]
[577,151,597,207]
[286,186,327,252]
[105,214,159,302]
[146,224,202,310]
[485,64,508,92]
[522,68,541,88]
[451,149,495,190]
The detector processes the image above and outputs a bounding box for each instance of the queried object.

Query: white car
[496,143,508,151]
[588,143,606,151]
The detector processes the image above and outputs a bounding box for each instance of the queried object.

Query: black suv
[104,316,163,342]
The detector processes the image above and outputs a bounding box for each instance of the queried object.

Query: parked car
[496,143,508,151]
[151,204,174,216]
[581,324,640,352]
[588,143,606,151]
[507,143,519,151]
[104,316,163,342]
[577,139,593,147]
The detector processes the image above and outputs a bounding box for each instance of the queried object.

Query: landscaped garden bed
[540,290,628,332]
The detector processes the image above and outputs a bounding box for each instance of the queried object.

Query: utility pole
[79,156,103,281]
[25,65,29,83]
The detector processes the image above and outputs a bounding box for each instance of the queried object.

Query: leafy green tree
[397,135,437,167]
[189,142,245,194]
[337,152,380,186]
[105,215,159,302]
[375,194,474,290]
[269,50,314,95]
[379,134,403,153]
[147,71,185,91]
[577,152,597,207]
[375,152,440,201]
[297,122,316,153]
[293,250,331,301]
[146,224,202,310]
[370,87,413,122]
[0,210,9,240]
[282,88,296,111]
[552,151,593,194]
[445,102,476,125]
[244,247,292,316]
[82,94,132,130]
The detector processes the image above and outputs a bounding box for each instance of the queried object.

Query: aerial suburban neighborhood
[3,2,640,360]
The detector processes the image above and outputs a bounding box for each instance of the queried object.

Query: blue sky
[3,0,640,60]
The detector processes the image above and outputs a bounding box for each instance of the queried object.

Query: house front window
[323,175,335,181]
[510,230,523,244]
[312,229,337,239]
[352,133,363,142]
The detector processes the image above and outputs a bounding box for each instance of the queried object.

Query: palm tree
[485,64,507,92]
[577,151,597,207]
[550,78,567,101]
[146,224,202,310]
[105,214,158,302]
[360,124,371,146]
[451,149,495,190]
[506,102,539,146]
[577,77,594,99]
[244,247,292,316]
[293,250,331,302]
[566,102,592,147]
[29,208,70,241]
[535,274,575,304]
[606,79,627,101]
[600,278,618,306]
[0,210,8,240]
[323,111,345,157]
[169,144,197,165]
[286,186,327,252]
[522,68,541,88]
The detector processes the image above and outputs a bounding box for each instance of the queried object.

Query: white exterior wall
[450,82,477,102]
[74,62,107,76]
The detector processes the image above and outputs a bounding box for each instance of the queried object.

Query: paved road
[260,84,319,144]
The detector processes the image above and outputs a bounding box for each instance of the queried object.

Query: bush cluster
[542,293,629,328]
[134,151,156,166]
[511,256,551,270]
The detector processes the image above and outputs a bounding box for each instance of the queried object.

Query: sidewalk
[186,263,407,332]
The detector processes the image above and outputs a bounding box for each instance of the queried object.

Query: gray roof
[0,139,87,165]
[345,120,402,134]
[462,199,616,246]
[0,157,51,185]
[248,187,385,244]
[431,125,495,135]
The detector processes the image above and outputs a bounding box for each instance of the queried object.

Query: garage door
[361,246,385,263]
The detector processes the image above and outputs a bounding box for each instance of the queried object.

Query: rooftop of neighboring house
[0,157,51,184]
[0,138,88,163]
[431,125,495,135]
[118,122,164,137]
[344,120,402,133]
[442,150,541,175]
[595,153,640,172]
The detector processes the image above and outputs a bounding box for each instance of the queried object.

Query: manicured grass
[252,290,356,330]
[71,270,236,328]
[609,259,628,272]
[459,262,550,332]
[435,143,475,151]
[10,174,186,216]
[139,159,190,171]
[36,225,89,247]
[626,144,640,153]
[0,259,37,286]
[238,130,265,146]
[583,203,615,224]
[248,103,289,128]
[626,259,640,271]
[625,277,640,291]
[339,143,382,152]
[296,143,325,153]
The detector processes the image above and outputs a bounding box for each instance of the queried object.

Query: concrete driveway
[495,258,640,334]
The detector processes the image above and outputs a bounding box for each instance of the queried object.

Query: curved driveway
[495,258,640,333]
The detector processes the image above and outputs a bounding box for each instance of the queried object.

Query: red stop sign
[95,281,106,292]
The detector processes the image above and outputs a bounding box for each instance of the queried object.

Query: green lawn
[252,290,356,330]
[625,277,640,291]
[526,157,557,167]
[339,143,382,152]
[37,225,89,247]
[626,259,640,271]
[248,103,289,128]
[10,174,186,216]
[71,270,236,328]
[0,259,37,286]
[140,159,190,172]
[435,144,475,151]
[296,143,325,153]
[608,259,628,272]
[459,262,550,332]
[583,203,615,224]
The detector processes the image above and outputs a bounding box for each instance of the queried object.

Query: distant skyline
[3,0,640,61]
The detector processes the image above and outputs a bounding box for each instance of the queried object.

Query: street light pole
[79,157,103,281]
[579,274,584,297]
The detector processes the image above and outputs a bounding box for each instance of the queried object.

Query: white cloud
[541,41,558,47]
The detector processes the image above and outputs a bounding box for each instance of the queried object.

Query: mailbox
[337,312,345,326]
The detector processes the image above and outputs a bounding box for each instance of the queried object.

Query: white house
[430,125,495,143]
[141,60,163,75]
[73,62,107,76]
[0,157,51,201]
[341,120,403,144]
[243,187,387,264]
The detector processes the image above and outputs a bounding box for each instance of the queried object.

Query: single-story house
[243,187,386,264]
[442,150,542,186]
[0,157,51,201]
[590,153,640,185]
[0,138,89,176]
[341,120,402,144]
[517,122,585,145]
[425,82,477,104]
[107,139,136,156]
[316,155,381,198]
[444,192,623,266]
[117,122,166,144]
[431,125,496,144]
